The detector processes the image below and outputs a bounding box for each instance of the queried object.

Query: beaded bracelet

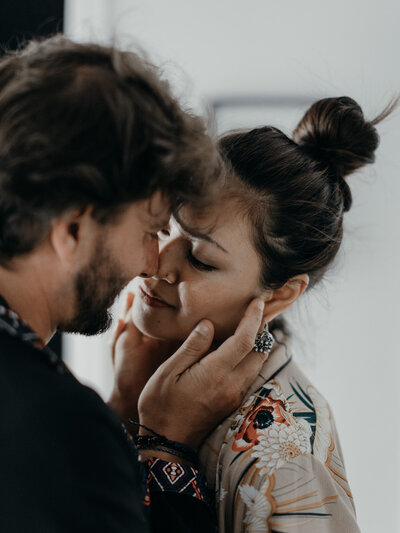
[129,420,199,466]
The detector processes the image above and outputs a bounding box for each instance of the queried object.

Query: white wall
[64,2,400,531]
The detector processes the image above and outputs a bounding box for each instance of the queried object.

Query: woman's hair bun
[292,96,380,182]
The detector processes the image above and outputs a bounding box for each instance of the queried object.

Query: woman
[113,96,388,532]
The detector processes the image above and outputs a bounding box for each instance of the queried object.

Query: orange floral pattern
[199,329,359,532]
[233,396,288,452]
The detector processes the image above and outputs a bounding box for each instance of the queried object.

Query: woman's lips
[139,286,174,308]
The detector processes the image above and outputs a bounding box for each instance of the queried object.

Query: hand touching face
[108,292,180,428]
[110,290,268,450]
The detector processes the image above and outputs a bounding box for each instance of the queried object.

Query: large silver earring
[253,322,274,354]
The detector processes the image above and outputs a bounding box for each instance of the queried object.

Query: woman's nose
[153,241,179,284]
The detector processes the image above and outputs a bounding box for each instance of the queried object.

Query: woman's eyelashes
[157,227,217,272]
[187,249,216,272]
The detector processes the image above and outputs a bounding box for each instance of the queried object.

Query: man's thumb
[166,320,214,370]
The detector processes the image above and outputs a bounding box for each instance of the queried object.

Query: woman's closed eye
[187,249,216,272]
[158,225,217,271]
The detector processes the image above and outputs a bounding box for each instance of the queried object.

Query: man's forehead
[148,212,170,228]
[145,192,171,226]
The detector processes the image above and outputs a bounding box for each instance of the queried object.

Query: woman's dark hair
[219,96,394,291]
[0,35,221,264]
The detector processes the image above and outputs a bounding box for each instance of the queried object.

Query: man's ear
[49,206,94,266]
[261,274,309,323]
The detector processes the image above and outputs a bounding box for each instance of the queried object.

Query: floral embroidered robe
[199,328,360,533]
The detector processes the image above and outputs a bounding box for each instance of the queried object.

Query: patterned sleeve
[233,454,360,533]
[210,378,361,532]
[143,458,211,505]
[142,458,216,533]
[121,422,211,506]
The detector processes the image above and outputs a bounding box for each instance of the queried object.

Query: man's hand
[108,292,179,430]
[138,298,266,450]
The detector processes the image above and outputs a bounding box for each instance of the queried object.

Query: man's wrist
[138,419,200,450]
[138,448,194,466]
[135,424,199,465]
[108,395,139,435]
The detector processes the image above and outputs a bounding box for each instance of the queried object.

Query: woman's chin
[133,314,196,344]
[132,298,237,344]
[131,311,176,342]
[132,317,164,340]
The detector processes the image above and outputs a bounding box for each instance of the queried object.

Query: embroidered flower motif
[260,381,291,411]
[307,385,332,463]
[226,395,254,439]
[239,482,272,532]
[233,396,288,452]
[251,420,312,475]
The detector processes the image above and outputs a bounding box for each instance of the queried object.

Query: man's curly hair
[0,35,222,264]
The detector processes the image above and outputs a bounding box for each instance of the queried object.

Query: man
[0,36,266,532]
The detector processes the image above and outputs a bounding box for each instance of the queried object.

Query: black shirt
[0,298,215,532]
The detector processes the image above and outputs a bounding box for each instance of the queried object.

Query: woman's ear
[261,274,309,323]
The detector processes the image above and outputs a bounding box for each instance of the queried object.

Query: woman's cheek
[178,279,247,338]
[180,282,222,320]
[212,296,254,340]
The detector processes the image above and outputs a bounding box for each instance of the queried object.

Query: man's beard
[59,241,130,336]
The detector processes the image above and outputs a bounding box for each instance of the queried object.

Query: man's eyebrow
[156,218,170,228]
[178,219,229,254]
[149,215,170,229]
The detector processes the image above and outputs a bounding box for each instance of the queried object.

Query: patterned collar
[0,294,68,374]
[199,327,293,487]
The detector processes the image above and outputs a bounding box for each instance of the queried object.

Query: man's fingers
[234,297,264,335]
[163,319,214,372]
[225,298,265,368]
[228,349,269,406]
[124,292,134,316]
[110,319,127,364]
[110,292,135,365]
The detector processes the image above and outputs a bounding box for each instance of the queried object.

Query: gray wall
[64,2,400,531]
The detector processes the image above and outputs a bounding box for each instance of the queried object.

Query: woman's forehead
[175,195,238,232]
[174,197,254,250]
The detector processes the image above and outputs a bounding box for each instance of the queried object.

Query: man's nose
[140,240,159,278]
